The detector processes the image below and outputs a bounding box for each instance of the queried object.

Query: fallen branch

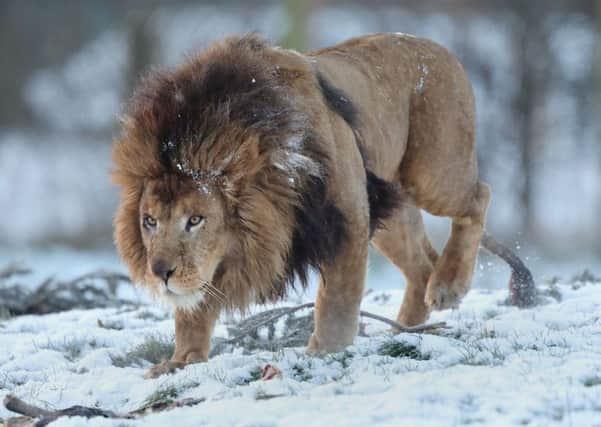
[0,267,133,316]
[4,394,122,426]
[4,395,52,419]
[3,394,205,426]
[222,302,447,347]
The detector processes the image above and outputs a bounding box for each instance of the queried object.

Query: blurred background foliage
[0,0,599,262]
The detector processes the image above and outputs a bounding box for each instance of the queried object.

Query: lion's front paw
[306,333,350,356]
[424,278,469,311]
[144,351,208,379]
[144,360,186,379]
[306,334,324,356]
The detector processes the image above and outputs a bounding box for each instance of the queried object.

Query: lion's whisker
[199,280,226,305]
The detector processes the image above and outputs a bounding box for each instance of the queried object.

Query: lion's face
[138,175,231,310]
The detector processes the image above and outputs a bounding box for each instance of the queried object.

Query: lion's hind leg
[424,181,491,310]
[371,206,438,326]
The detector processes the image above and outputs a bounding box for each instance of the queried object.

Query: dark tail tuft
[366,170,403,235]
[481,232,537,308]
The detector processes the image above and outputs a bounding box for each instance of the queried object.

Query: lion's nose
[151,261,176,283]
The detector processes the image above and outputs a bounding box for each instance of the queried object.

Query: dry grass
[110,333,174,367]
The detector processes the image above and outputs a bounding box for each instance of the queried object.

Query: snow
[415,63,429,94]
[2,275,601,426]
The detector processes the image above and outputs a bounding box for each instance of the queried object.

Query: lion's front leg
[307,228,369,355]
[144,304,219,379]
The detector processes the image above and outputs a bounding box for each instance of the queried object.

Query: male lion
[112,33,535,378]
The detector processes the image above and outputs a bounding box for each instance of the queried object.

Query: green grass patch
[141,384,179,409]
[378,340,429,360]
[326,351,355,368]
[291,363,313,382]
[236,366,264,385]
[583,376,601,387]
[248,366,263,382]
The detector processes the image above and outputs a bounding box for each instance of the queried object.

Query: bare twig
[0,264,32,280]
[358,310,448,333]
[254,393,286,401]
[130,397,206,416]
[224,303,315,346]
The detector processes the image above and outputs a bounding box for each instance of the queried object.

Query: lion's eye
[143,215,157,229]
[186,215,204,231]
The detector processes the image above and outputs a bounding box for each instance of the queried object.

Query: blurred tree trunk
[281,0,314,50]
[510,2,551,242]
[596,0,601,111]
[124,10,156,99]
[0,0,107,130]
[593,0,601,254]
[514,24,536,241]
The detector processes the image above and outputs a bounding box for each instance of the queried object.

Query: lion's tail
[480,231,537,307]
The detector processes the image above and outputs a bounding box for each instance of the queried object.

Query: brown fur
[113,33,499,378]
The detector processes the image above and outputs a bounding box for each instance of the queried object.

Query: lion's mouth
[163,284,188,296]
[159,285,205,311]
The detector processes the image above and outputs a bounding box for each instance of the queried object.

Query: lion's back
[309,33,474,181]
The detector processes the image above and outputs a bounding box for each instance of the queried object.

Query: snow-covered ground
[2,268,601,426]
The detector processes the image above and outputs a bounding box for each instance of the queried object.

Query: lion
[112,33,535,378]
